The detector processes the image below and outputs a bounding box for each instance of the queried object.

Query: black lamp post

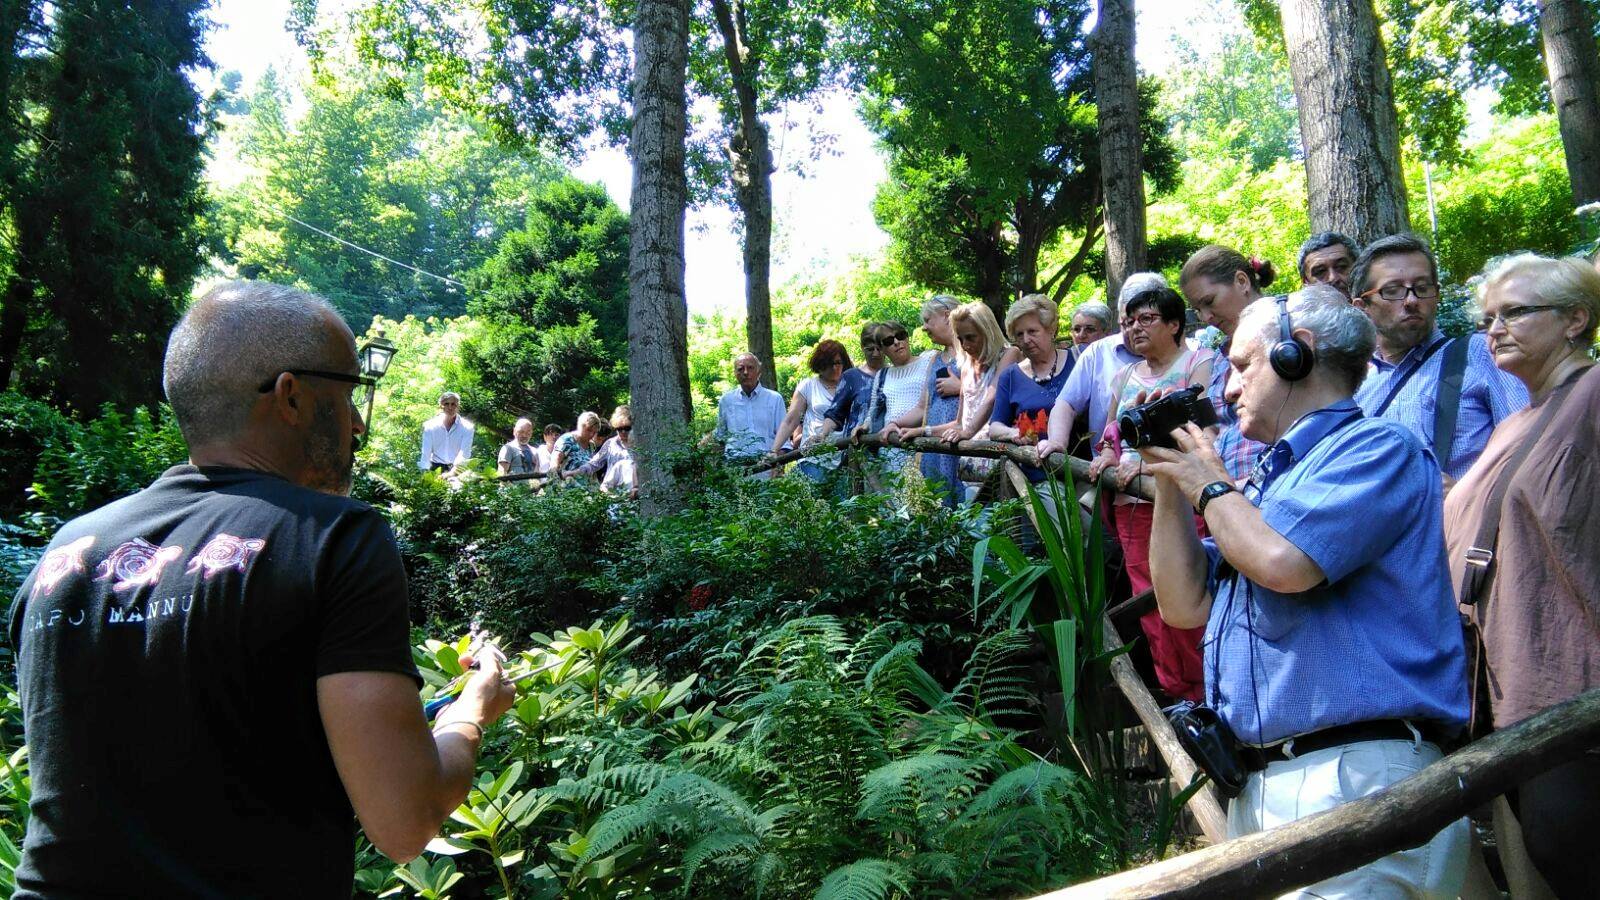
[358,329,397,427]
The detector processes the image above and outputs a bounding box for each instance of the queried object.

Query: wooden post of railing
[998,460,1227,845]
[1033,686,1600,899]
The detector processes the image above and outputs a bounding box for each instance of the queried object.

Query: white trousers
[1227,738,1469,899]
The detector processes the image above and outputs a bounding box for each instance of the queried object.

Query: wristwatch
[1196,480,1237,515]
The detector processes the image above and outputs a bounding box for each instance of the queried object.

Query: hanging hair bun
[1249,256,1278,289]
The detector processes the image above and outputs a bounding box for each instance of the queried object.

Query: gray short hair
[921,294,962,319]
[1117,272,1169,313]
[577,410,602,429]
[1072,302,1116,332]
[1238,285,1376,391]
[440,391,461,405]
[163,280,349,447]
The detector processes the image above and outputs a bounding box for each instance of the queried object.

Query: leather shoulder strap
[1432,335,1471,470]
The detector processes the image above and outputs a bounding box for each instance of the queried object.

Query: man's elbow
[365,803,452,864]
[1252,548,1324,594]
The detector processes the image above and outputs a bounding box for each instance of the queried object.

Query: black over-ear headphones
[1269,294,1314,381]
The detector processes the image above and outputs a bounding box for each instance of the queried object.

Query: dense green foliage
[460,177,631,434]
[350,613,1129,899]
[0,394,185,598]
[851,0,1179,307]
[211,67,559,324]
[0,0,212,413]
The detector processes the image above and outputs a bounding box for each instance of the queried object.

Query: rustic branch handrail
[994,460,1226,844]
[746,434,1155,502]
[1035,686,1600,899]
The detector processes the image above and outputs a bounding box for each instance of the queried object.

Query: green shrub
[395,615,1124,899]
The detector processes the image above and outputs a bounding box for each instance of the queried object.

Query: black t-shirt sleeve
[314,508,421,686]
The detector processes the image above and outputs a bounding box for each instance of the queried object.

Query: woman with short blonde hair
[986,295,1072,483]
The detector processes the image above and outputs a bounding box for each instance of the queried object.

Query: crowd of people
[701,233,1600,899]
[414,392,639,498]
[5,228,1599,897]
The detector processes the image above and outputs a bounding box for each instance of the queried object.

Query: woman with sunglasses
[1091,286,1217,702]
[867,323,934,477]
[1444,255,1600,899]
[772,339,854,481]
[986,294,1072,483]
[880,296,966,504]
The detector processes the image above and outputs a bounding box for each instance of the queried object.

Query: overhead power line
[272,207,468,290]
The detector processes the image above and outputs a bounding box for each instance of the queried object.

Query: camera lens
[1120,409,1147,449]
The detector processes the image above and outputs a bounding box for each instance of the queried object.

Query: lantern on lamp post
[358,330,397,428]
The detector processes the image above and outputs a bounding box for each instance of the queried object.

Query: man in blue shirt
[1350,233,1528,482]
[710,352,787,478]
[1145,286,1469,898]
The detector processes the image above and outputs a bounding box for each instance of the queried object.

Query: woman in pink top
[1089,286,1217,702]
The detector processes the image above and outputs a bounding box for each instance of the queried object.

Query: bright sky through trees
[199,0,1285,315]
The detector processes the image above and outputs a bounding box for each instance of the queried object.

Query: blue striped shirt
[1353,329,1528,478]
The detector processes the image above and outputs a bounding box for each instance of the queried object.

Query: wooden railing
[1035,687,1600,898]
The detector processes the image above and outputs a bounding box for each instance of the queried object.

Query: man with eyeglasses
[418,391,475,475]
[7,281,515,897]
[1350,234,1528,482]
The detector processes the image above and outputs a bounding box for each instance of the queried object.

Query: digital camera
[1118,384,1219,450]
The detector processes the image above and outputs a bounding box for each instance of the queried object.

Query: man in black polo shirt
[8,280,515,898]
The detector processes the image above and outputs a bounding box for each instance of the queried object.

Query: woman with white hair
[552,410,602,476]
[1445,254,1600,899]
[496,418,538,479]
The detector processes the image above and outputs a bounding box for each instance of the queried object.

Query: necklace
[1030,350,1060,385]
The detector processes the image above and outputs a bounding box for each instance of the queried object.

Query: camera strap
[1458,366,1587,607]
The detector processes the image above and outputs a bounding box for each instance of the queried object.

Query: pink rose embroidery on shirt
[30,535,95,599]
[186,534,267,579]
[95,539,185,592]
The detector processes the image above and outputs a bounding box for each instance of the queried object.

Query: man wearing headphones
[1144,286,1470,897]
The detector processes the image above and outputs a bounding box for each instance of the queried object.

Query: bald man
[711,352,786,476]
[6,281,514,897]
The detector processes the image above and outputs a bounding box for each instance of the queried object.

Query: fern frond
[681,830,759,889]
[957,760,1082,824]
[951,630,1035,716]
[861,639,924,699]
[815,859,913,900]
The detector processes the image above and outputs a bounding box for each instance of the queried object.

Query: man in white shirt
[710,353,786,477]
[532,424,561,475]
[417,392,474,474]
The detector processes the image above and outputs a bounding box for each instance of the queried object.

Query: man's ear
[264,373,307,425]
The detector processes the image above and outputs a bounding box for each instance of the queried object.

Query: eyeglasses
[616,425,632,434]
[1119,312,1164,329]
[1476,304,1561,331]
[878,333,909,348]
[1360,281,1441,303]
[258,369,377,411]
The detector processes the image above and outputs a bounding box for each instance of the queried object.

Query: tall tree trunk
[1539,0,1600,205]
[1279,0,1410,245]
[0,0,39,391]
[710,0,777,389]
[628,0,694,515]
[1093,0,1146,303]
